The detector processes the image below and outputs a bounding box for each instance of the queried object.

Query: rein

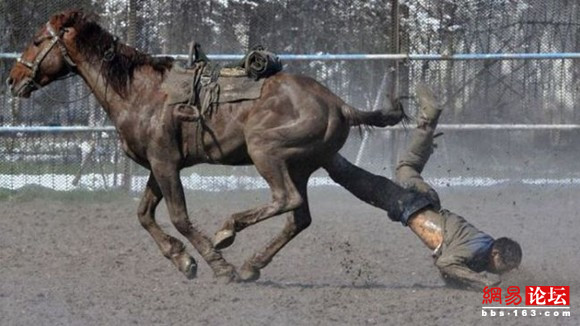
[29,75,93,105]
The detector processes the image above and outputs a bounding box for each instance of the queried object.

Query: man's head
[488,237,522,274]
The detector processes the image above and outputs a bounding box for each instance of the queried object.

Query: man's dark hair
[493,237,522,268]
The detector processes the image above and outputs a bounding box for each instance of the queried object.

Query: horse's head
[6,10,84,98]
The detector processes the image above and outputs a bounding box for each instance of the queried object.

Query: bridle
[13,22,77,96]
[11,21,109,104]
[11,20,120,104]
[17,22,77,77]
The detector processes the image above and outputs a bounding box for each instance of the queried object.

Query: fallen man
[324,85,522,290]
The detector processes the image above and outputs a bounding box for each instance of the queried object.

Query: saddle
[162,42,283,122]
[189,42,282,81]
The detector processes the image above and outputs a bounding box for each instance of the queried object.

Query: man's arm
[438,264,500,291]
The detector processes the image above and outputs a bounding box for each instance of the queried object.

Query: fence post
[121,0,139,193]
[388,0,409,175]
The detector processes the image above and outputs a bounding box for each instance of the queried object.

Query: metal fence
[0,0,579,193]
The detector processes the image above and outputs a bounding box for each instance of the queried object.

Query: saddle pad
[216,76,265,103]
[219,67,246,77]
[162,65,197,105]
[162,65,265,106]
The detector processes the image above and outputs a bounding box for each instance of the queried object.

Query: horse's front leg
[150,161,238,282]
[138,173,197,279]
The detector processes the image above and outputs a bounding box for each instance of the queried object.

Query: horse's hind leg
[213,155,304,250]
[239,170,312,281]
[138,174,197,279]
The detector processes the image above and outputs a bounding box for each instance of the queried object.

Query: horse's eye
[33,35,48,47]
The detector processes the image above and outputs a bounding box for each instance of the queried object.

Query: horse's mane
[52,9,174,98]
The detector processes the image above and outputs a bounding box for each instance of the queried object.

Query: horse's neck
[73,60,121,121]
[73,54,164,124]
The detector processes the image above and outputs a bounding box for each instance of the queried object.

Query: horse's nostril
[6,77,13,87]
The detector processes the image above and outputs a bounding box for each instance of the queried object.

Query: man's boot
[416,84,443,130]
[397,85,444,173]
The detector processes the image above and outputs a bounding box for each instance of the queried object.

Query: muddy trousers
[325,126,441,225]
[325,154,433,225]
[395,126,441,211]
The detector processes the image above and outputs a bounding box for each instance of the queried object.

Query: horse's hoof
[214,229,235,250]
[174,254,197,280]
[182,260,198,280]
[239,263,260,282]
[216,269,240,284]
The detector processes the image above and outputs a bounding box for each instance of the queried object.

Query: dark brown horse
[7,10,404,282]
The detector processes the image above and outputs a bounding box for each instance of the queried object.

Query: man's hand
[439,264,500,291]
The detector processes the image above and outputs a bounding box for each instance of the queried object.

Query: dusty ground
[1,184,579,325]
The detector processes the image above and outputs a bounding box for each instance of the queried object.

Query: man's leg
[396,84,443,209]
[323,85,444,225]
[324,154,432,224]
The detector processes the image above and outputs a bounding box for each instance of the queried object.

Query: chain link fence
[0,0,579,193]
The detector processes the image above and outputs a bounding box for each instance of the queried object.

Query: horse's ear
[63,10,84,27]
[53,9,89,29]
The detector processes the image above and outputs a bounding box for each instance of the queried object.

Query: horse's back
[181,73,351,165]
[243,73,350,162]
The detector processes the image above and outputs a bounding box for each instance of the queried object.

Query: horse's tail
[341,98,408,128]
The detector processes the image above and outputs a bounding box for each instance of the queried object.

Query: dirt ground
[1,184,579,325]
